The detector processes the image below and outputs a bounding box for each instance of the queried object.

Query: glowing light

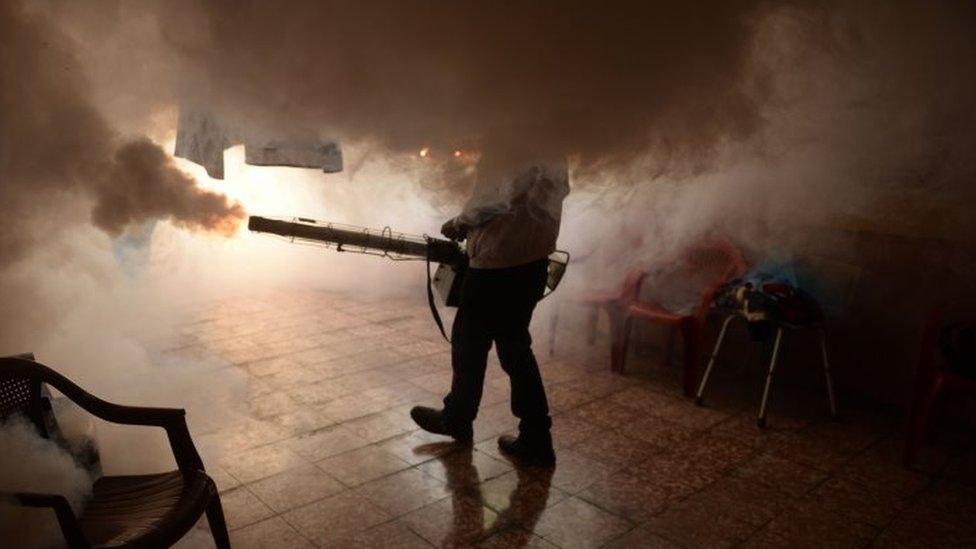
[419,147,430,158]
[453,149,462,158]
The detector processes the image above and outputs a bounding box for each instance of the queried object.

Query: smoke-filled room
[2,1,976,548]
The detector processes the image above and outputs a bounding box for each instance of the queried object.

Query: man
[410,155,569,466]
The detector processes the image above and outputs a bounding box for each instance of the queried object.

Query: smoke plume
[0,417,93,548]
[93,138,243,235]
[159,0,766,171]
[0,0,243,268]
[147,1,975,244]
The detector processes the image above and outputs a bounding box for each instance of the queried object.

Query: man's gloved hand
[440,218,468,241]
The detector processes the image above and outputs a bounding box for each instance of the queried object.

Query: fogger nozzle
[247,215,465,265]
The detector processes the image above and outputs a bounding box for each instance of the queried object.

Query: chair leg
[696,314,736,405]
[206,495,231,549]
[681,320,700,397]
[904,373,945,468]
[610,313,632,374]
[819,328,838,419]
[586,306,599,345]
[664,328,677,367]
[757,327,784,428]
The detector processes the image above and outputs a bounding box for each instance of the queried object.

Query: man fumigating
[410,154,568,466]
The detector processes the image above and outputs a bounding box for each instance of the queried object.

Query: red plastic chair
[613,240,746,396]
[904,309,976,468]
[549,267,647,357]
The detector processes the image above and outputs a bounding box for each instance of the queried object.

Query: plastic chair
[904,310,976,468]
[614,240,746,396]
[548,230,646,358]
[549,268,648,358]
[0,356,230,549]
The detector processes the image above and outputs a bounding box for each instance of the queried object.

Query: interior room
[2,1,975,548]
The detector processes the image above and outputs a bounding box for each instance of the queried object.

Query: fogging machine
[247,215,569,309]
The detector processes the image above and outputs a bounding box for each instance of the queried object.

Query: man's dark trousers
[442,259,551,439]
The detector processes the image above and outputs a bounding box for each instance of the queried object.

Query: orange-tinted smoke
[92,139,245,236]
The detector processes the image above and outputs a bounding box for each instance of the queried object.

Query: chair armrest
[162,415,207,472]
[80,401,187,427]
[61,397,204,471]
[1,357,184,426]
[0,357,206,472]
[3,491,89,548]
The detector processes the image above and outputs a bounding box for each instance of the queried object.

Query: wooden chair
[614,240,746,396]
[0,356,230,549]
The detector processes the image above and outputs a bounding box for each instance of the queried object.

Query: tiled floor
[147,289,976,548]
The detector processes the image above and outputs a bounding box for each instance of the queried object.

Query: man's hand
[441,218,468,241]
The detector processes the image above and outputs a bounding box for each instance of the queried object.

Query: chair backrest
[690,240,745,316]
[619,269,649,303]
[683,240,746,283]
[640,240,746,319]
[0,352,52,438]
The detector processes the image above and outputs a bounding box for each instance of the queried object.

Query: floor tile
[208,465,241,493]
[805,476,910,528]
[269,407,336,436]
[357,468,450,516]
[282,491,391,547]
[745,499,878,549]
[480,468,568,521]
[221,487,276,531]
[602,525,684,549]
[247,463,346,513]
[345,409,419,443]
[378,430,464,465]
[220,441,308,483]
[477,528,560,548]
[229,516,314,549]
[615,415,696,453]
[683,475,790,527]
[836,446,931,498]
[331,520,434,548]
[418,448,513,487]
[548,413,603,449]
[401,494,500,547]
[287,424,371,461]
[731,451,830,497]
[318,444,413,487]
[532,496,633,549]
[578,468,677,522]
[544,448,620,494]
[641,500,757,549]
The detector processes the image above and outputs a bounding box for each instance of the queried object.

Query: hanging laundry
[174,107,343,179]
[174,108,230,179]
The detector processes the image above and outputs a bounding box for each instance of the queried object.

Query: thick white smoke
[0,418,94,548]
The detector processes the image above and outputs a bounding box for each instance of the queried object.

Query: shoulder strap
[426,255,451,343]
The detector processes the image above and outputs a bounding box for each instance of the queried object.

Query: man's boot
[497,433,556,467]
[410,406,473,443]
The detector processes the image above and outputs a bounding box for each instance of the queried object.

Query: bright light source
[419,147,430,158]
[453,150,462,158]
